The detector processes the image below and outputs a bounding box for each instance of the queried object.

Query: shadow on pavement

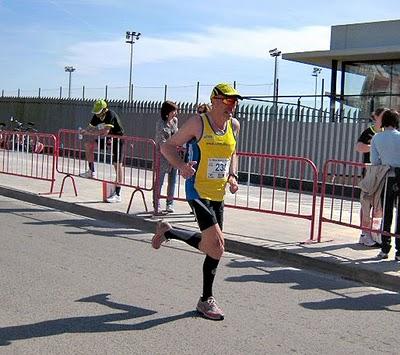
[0,293,197,346]
[300,293,400,311]
[224,259,400,311]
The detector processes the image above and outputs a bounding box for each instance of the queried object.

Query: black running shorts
[188,198,224,231]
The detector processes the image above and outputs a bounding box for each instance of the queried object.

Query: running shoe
[79,169,94,178]
[376,251,389,260]
[151,220,171,249]
[107,192,121,203]
[196,296,224,320]
[165,204,175,213]
[153,209,168,217]
[359,233,380,247]
[395,254,400,262]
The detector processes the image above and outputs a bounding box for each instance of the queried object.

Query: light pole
[125,31,141,101]
[64,66,76,99]
[312,67,322,109]
[269,48,282,109]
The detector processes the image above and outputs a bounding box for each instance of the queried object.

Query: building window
[343,60,400,117]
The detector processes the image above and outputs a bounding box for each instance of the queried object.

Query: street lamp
[125,31,141,101]
[312,67,322,109]
[269,48,282,107]
[64,66,76,99]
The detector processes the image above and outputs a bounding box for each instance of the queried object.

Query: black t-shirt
[90,110,124,136]
[357,126,376,163]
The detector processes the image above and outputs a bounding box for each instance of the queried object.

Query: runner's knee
[206,242,224,259]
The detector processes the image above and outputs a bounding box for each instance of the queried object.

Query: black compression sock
[202,255,220,301]
[88,162,95,172]
[115,186,121,196]
[165,228,201,249]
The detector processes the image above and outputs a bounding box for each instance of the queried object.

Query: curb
[225,239,400,293]
[0,185,156,233]
[1,185,399,293]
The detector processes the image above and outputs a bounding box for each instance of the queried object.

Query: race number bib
[207,158,230,179]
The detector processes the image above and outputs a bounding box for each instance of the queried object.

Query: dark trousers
[381,177,400,254]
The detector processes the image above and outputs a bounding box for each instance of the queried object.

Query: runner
[151,83,241,320]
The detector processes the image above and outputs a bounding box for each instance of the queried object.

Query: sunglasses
[214,97,238,105]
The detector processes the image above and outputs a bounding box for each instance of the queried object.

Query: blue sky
[0,0,398,104]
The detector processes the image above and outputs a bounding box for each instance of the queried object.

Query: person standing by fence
[370,109,400,260]
[80,99,125,203]
[153,101,179,214]
[151,83,241,320]
[355,107,386,246]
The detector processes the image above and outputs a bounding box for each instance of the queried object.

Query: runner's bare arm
[229,118,240,176]
[160,115,202,178]
[228,118,240,193]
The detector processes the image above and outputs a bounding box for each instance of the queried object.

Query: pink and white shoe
[196,296,224,320]
[151,220,171,249]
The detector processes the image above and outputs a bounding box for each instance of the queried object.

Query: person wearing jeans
[153,101,179,214]
[370,109,400,260]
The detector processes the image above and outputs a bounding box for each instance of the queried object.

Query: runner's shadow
[0,293,197,346]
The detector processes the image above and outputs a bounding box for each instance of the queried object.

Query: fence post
[195,81,199,106]
[131,84,134,101]
[164,84,167,101]
[17,89,20,98]
[320,78,324,111]
[105,85,108,100]
[1,89,4,97]
[82,85,85,100]
[296,97,301,121]
[38,88,41,98]
[59,86,62,99]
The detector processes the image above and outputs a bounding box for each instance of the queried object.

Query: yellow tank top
[186,113,237,201]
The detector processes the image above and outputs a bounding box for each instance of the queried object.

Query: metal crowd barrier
[57,129,157,212]
[159,151,319,241]
[0,130,57,193]
[317,159,398,243]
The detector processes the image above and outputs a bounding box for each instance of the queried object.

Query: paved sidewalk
[1,172,400,293]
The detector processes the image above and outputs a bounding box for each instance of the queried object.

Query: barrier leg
[58,174,78,198]
[126,188,148,214]
[102,181,116,202]
[38,179,58,196]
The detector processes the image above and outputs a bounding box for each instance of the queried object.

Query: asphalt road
[1,195,400,355]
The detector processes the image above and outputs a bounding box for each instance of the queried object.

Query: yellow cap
[92,99,108,114]
[210,83,242,100]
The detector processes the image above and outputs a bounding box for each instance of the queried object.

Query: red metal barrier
[317,159,390,242]
[57,129,157,212]
[158,151,319,241]
[0,130,57,193]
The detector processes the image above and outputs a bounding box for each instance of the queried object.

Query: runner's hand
[228,176,239,194]
[180,161,197,179]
